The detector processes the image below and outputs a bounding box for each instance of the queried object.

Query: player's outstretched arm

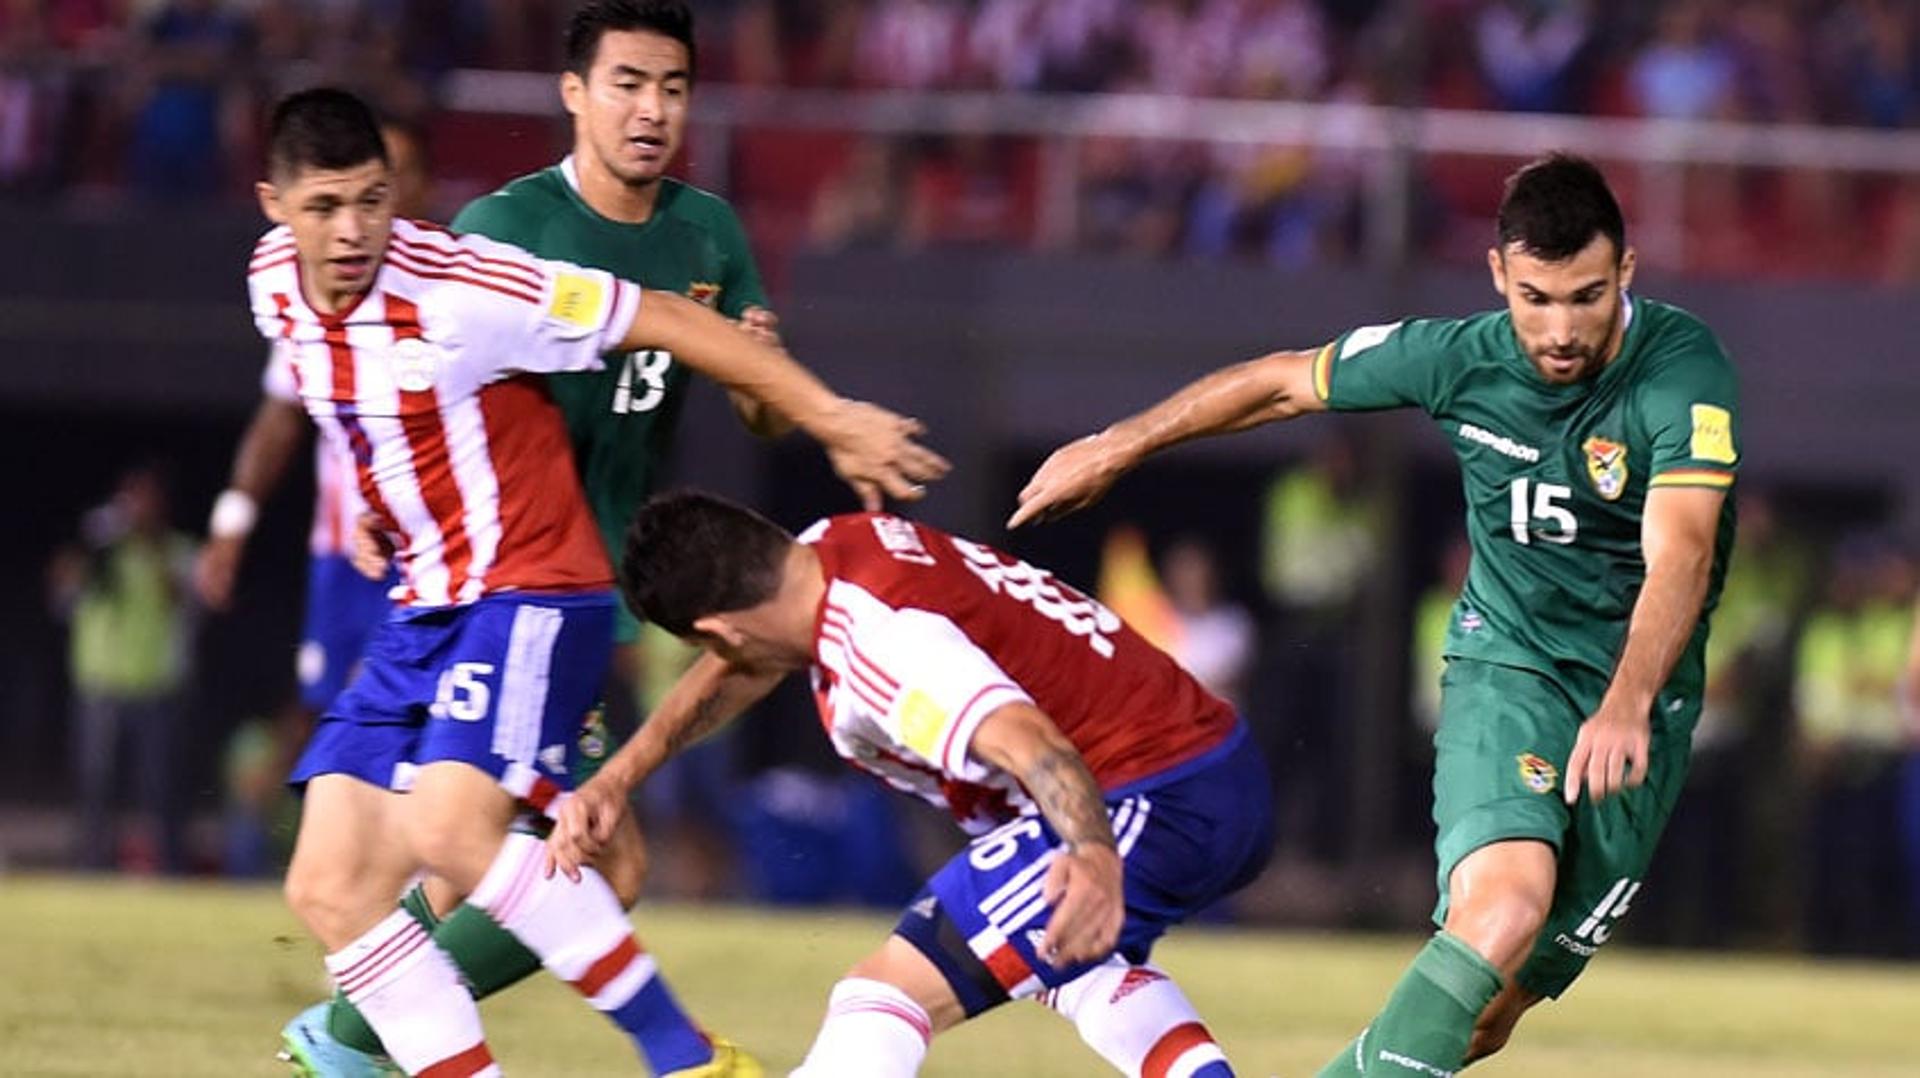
[1566,486,1724,805]
[546,651,784,880]
[967,703,1123,967]
[195,397,308,610]
[620,290,950,509]
[1010,348,1326,528]
[725,305,799,438]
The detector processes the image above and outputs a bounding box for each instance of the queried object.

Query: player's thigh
[405,760,520,892]
[846,934,968,1035]
[1518,701,1696,998]
[1431,660,1580,923]
[412,593,616,811]
[286,773,417,947]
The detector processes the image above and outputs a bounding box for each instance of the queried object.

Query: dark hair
[565,0,696,80]
[1495,152,1626,262]
[267,88,388,181]
[622,490,792,636]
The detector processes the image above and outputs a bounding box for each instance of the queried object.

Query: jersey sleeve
[260,341,297,402]
[852,607,1035,782]
[1314,317,1458,414]
[710,201,770,318]
[443,229,643,377]
[1641,330,1741,491]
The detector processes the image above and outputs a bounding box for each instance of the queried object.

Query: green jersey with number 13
[1314,295,1740,712]
[452,160,769,574]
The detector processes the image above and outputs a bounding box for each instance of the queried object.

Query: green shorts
[1431,659,1696,998]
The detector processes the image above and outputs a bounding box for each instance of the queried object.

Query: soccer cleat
[662,1035,766,1078]
[277,1002,402,1078]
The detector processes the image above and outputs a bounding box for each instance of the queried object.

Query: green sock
[324,884,546,1056]
[1322,932,1503,1077]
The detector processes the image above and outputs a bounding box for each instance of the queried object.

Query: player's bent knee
[1446,890,1549,969]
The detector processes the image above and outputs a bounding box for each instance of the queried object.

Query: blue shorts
[296,554,398,711]
[895,722,1272,1016]
[289,591,616,815]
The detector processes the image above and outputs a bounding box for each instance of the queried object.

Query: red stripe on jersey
[1143,1022,1215,1078]
[417,1043,496,1078]
[387,296,473,600]
[322,319,411,568]
[250,254,296,276]
[476,378,613,593]
[393,230,545,292]
[822,630,898,710]
[573,936,641,998]
[271,293,305,395]
[386,248,541,306]
[982,942,1035,991]
[824,607,901,689]
[818,634,894,715]
[938,682,1019,768]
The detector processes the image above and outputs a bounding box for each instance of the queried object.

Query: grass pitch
[2,876,1916,1076]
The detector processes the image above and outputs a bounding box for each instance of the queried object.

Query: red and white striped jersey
[802,514,1238,834]
[263,343,366,558]
[247,218,640,606]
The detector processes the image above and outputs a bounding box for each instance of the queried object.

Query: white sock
[467,832,656,1011]
[790,977,932,1077]
[1044,959,1230,1077]
[324,909,500,1077]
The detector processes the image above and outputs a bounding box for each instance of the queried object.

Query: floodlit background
[3,2,1918,1073]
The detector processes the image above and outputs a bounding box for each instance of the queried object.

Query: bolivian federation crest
[688,282,721,307]
[1582,436,1628,501]
[1517,753,1558,795]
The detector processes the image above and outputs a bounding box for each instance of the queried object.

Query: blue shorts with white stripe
[288,591,616,814]
[894,722,1273,1016]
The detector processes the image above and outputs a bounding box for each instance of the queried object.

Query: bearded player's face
[1488,235,1637,385]
[567,29,690,189]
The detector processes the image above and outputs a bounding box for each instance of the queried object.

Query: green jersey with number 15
[452,160,769,575]
[1314,296,1740,712]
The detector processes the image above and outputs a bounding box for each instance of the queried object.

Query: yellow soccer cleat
[662,1036,765,1078]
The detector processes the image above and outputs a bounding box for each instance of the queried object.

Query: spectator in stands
[126,0,248,200]
[901,132,1032,247]
[853,0,961,90]
[1162,535,1257,709]
[809,134,910,249]
[1626,0,1737,120]
[1471,0,1594,114]
[46,464,199,874]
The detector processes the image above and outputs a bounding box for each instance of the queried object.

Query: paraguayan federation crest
[1517,753,1558,795]
[1582,436,1628,501]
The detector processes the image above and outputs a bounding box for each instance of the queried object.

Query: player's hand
[737,305,783,349]
[349,512,396,581]
[545,774,630,882]
[1564,698,1652,805]
[814,398,951,510]
[1038,841,1124,967]
[194,534,245,610]
[1009,432,1134,529]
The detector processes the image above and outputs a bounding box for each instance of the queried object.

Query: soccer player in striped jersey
[1012,154,1740,1076]
[550,491,1272,1077]
[243,88,943,1078]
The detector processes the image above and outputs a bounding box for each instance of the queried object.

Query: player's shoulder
[657,177,747,233]
[248,225,296,274]
[807,513,963,592]
[452,166,569,236]
[1632,297,1735,379]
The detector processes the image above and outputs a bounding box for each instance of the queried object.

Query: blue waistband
[1106,718,1251,800]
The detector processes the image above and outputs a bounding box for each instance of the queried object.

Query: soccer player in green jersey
[1012,153,1739,1076]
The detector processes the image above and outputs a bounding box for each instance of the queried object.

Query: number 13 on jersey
[612,350,673,414]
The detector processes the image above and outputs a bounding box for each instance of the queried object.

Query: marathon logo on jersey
[1689,404,1737,464]
[1516,753,1558,795]
[547,272,606,333]
[1457,422,1540,463]
[1582,436,1628,501]
[687,282,720,308]
[1459,608,1483,633]
[1338,320,1405,360]
[388,337,447,393]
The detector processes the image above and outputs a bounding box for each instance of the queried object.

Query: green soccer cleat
[277,1002,402,1078]
[662,1035,765,1078]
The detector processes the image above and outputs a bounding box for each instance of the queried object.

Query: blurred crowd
[5,0,1920,278]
